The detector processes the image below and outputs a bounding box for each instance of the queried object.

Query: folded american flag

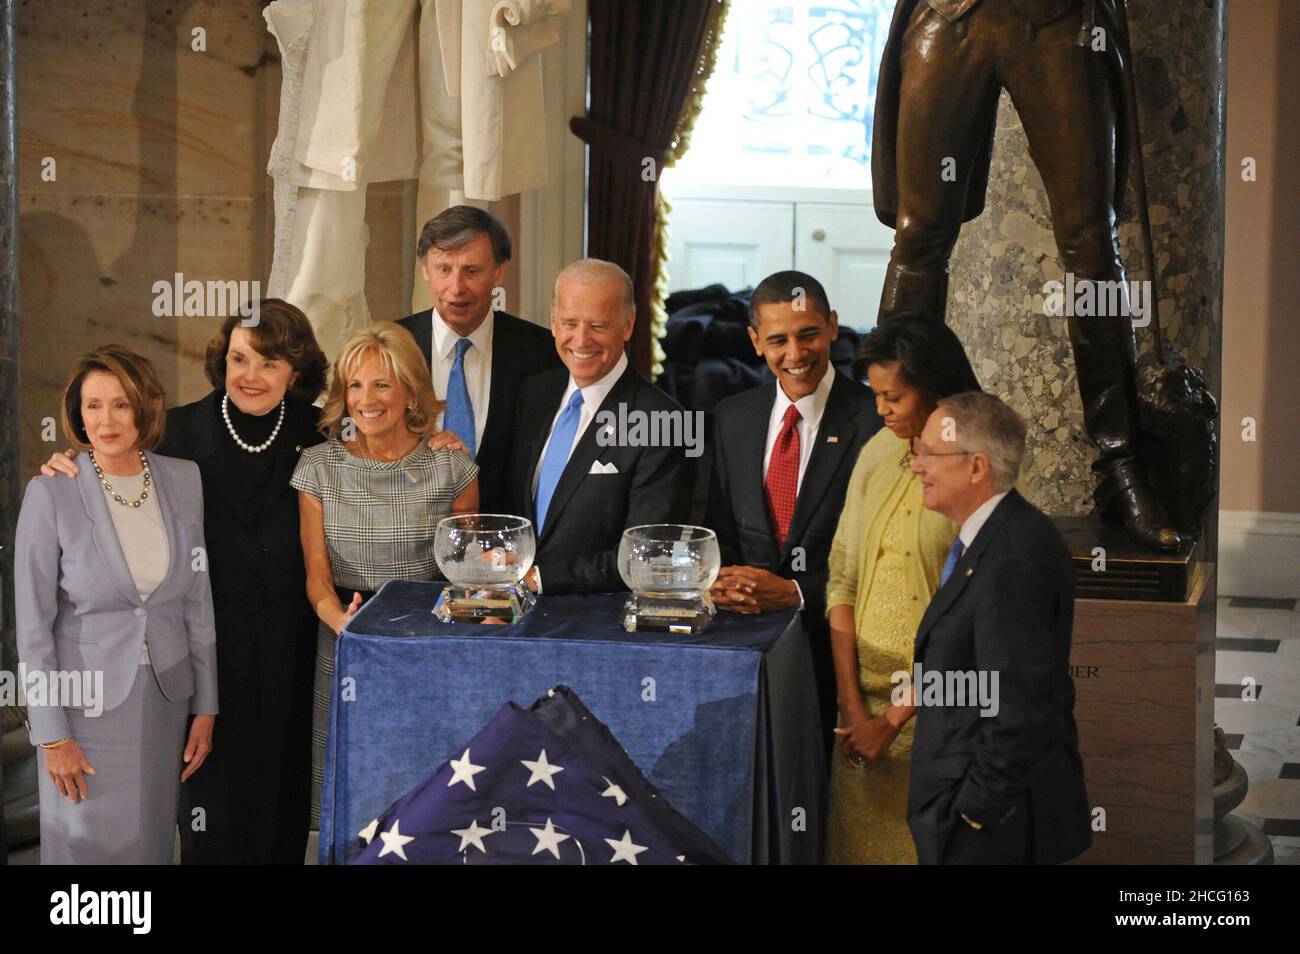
[351,685,732,865]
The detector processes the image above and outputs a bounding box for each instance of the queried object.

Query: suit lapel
[483,311,513,452]
[736,385,779,563]
[142,451,189,604]
[783,373,859,560]
[537,366,636,545]
[76,452,149,606]
[408,308,434,368]
[913,490,1023,660]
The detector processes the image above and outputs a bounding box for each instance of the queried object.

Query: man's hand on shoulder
[711,566,800,613]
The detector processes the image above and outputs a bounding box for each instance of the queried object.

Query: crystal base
[621,593,715,635]
[433,583,536,624]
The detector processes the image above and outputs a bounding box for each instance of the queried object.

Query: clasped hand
[709,566,799,614]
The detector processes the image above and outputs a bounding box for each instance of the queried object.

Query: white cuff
[792,579,805,611]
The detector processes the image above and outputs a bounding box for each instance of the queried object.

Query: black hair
[855,312,983,410]
[748,270,832,326]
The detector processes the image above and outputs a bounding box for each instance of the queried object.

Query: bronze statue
[872,0,1181,549]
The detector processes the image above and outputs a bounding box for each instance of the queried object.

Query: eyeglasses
[914,447,971,461]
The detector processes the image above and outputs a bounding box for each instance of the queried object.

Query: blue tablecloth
[320,581,826,864]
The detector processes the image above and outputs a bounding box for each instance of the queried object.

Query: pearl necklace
[223,393,285,454]
[91,450,151,509]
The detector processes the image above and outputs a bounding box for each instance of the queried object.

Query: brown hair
[318,322,444,439]
[61,345,167,451]
[416,205,512,264]
[203,298,328,403]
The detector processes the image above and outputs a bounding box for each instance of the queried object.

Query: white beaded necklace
[222,393,286,454]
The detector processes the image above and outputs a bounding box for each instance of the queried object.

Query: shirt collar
[561,350,628,413]
[959,490,1010,548]
[432,309,494,361]
[772,366,834,430]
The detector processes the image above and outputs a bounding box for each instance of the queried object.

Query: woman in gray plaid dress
[292,322,478,826]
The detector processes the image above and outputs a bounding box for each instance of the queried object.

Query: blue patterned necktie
[940,537,966,586]
[443,337,476,457]
[534,390,585,535]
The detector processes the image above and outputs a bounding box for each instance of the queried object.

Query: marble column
[945,0,1226,542]
[1,0,17,861]
[1,0,18,678]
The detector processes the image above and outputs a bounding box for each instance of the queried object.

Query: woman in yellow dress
[825,314,982,865]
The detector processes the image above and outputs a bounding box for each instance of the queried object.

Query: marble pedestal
[1070,563,1216,863]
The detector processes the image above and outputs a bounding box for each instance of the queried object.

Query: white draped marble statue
[264,0,569,358]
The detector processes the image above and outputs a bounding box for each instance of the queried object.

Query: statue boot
[1069,312,1182,550]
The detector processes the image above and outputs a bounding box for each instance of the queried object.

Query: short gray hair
[935,391,1027,492]
[552,258,635,317]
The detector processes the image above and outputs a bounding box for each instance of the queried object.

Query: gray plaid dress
[291,439,477,827]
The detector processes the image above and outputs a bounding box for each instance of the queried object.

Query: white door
[664,199,795,294]
[794,201,895,331]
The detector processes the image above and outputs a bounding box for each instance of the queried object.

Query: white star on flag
[450,819,494,854]
[358,818,379,844]
[605,830,649,865]
[529,818,571,860]
[377,819,415,861]
[447,748,487,791]
[521,749,565,790]
[600,777,628,806]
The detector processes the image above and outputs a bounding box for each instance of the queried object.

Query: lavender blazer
[15,451,219,744]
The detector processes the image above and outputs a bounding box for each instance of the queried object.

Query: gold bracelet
[38,737,72,750]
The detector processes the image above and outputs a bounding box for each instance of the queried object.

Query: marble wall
[946,0,1226,520]
[14,0,426,479]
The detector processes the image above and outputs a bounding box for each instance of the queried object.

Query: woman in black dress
[43,299,327,864]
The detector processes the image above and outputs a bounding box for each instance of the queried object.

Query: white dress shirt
[532,351,629,495]
[429,309,493,449]
[958,491,1010,549]
[762,367,835,490]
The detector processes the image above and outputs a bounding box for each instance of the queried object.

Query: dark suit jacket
[508,364,694,594]
[397,308,562,512]
[704,371,883,739]
[906,489,1091,865]
[160,391,323,723]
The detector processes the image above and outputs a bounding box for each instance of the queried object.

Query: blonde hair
[318,322,443,439]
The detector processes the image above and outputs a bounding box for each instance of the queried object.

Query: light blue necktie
[940,537,966,586]
[443,337,476,458]
[534,390,584,535]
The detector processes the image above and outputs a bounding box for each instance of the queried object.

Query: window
[666,0,897,192]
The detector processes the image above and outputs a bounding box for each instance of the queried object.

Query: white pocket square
[589,460,619,475]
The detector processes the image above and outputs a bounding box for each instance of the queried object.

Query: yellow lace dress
[824,428,957,864]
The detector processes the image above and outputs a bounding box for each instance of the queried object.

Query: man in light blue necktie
[534,390,583,534]
[444,337,477,458]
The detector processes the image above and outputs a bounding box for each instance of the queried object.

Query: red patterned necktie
[765,404,802,551]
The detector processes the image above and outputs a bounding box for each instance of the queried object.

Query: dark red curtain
[571,0,723,378]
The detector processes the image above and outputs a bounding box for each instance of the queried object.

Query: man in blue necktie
[905,391,1090,865]
[397,207,562,510]
[509,260,693,595]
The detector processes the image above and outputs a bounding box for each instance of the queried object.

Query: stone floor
[1213,595,1300,863]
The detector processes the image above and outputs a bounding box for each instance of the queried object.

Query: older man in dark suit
[508,260,693,594]
[705,271,883,754]
[397,205,562,511]
[905,391,1090,864]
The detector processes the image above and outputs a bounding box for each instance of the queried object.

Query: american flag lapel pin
[826,435,839,444]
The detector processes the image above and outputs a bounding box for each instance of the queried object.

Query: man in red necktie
[706,271,884,762]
